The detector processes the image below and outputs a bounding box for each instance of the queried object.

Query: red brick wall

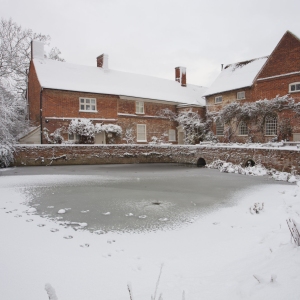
[42,89,118,119]
[257,31,300,79]
[14,144,300,174]
[27,61,42,126]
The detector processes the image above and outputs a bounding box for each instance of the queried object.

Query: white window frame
[136,101,145,114]
[79,98,97,112]
[265,116,277,136]
[168,129,176,141]
[137,124,147,142]
[216,120,224,136]
[289,82,300,93]
[237,91,245,100]
[215,96,223,104]
[238,121,248,136]
[68,133,80,142]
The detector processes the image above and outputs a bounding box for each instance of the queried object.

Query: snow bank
[206,159,299,182]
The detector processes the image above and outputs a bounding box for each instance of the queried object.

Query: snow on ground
[199,141,300,151]
[206,160,299,183]
[0,172,300,300]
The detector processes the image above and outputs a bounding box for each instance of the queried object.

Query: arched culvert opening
[197,158,206,167]
[245,159,255,167]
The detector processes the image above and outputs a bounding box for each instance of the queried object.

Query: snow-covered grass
[0,173,300,300]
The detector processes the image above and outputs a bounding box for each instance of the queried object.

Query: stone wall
[14,145,300,174]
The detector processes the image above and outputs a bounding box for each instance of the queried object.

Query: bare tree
[0,18,64,94]
[0,18,64,164]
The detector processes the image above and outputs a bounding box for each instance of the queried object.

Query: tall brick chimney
[175,66,186,87]
[97,54,109,70]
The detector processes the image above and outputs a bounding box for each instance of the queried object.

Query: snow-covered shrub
[95,123,122,136]
[206,159,299,182]
[68,119,95,143]
[0,143,14,167]
[68,119,122,144]
[123,128,135,144]
[159,108,209,144]
[43,127,64,144]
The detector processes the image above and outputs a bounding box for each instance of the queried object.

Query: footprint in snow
[80,244,90,248]
[37,224,45,227]
[103,212,111,215]
[0,207,6,209]
[126,213,134,216]
[50,228,59,232]
[14,214,22,218]
[5,211,12,214]
[26,219,33,222]
[158,218,168,222]
[47,206,54,208]
[107,240,116,244]
[63,235,73,239]
[138,215,147,219]
[81,210,89,213]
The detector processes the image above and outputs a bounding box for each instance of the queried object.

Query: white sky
[2,0,300,87]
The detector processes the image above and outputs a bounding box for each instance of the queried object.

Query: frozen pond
[1,163,289,233]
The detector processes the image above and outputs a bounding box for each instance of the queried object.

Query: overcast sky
[2,0,300,86]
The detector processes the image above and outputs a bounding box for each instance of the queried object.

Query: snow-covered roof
[33,58,207,106]
[203,56,268,97]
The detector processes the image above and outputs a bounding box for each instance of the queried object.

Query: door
[95,132,106,144]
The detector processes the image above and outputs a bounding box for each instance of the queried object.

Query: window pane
[291,85,295,91]
[68,133,74,140]
[86,105,90,110]
[91,105,95,110]
[296,84,300,90]
[80,105,85,110]
[91,99,95,104]
[80,99,84,103]
[265,116,277,135]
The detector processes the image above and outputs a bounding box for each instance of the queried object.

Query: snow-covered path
[0,168,299,300]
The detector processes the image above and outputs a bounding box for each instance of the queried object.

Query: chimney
[175,66,186,87]
[31,40,45,60]
[97,54,109,70]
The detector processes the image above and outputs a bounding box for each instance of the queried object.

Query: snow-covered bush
[159,108,209,144]
[95,123,122,136]
[123,128,135,144]
[206,159,299,182]
[68,119,122,144]
[43,127,64,144]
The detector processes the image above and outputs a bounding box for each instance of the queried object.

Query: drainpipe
[40,88,43,144]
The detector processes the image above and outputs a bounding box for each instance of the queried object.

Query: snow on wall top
[203,56,268,97]
[33,58,207,106]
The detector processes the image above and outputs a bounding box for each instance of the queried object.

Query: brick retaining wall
[13,144,300,174]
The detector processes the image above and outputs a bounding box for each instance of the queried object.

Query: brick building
[204,31,300,143]
[24,41,207,145]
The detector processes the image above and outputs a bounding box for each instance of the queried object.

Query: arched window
[216,120,224,136]
[265,116,277,136]
[238,121,248,136]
